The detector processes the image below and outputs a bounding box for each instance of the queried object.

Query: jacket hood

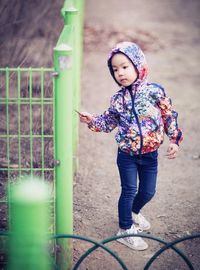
[107,42,148,87]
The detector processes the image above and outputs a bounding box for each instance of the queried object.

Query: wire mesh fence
[0,67,56,232]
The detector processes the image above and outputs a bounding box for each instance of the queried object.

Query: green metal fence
[0,67,56,229]
[53,233,200,270]
[53,0,84,268]
[0,67,56,269]
[0,0,84,269]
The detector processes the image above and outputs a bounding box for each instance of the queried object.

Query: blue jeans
[117,149,158,229]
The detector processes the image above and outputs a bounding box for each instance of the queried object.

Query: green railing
[53,0,84,268]
[0,67,56,230]
[0,0,84,269]
[1,176,199,269]
[0,67,57,268]
[1,229,199,269]
[53,233,200,270]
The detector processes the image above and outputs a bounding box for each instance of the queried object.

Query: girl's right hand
[79,112,93,124]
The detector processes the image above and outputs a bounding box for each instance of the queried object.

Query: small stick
[74,109,82,116]
[74,110,88,118]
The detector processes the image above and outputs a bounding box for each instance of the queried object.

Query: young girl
[79,42,183,251]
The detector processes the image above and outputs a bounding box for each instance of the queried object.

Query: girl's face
[111,53,138,87]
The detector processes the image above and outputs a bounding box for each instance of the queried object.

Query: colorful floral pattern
[88,42,183,155]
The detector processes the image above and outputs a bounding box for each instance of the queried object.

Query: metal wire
[0,67,56,232]
[143,233,200,270]
[73,233,196,270]
[53,234,128,270]
[0,231,199,269]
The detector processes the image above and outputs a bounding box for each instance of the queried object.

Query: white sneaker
[133,213,151,231]
[116,225,148,251]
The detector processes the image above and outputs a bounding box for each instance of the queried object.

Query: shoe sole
[133,222,151,231]
[116,238,148,251]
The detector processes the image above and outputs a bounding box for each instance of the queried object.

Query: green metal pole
[62,1,79,174]
[73,0,84,174]
[54,24,74,270]
[62,0,84,174]
[75,0,85,65]
[8,177,50,270]
[54,1,85,267]
[73,0,84,173]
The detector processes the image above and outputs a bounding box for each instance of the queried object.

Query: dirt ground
[0,0,200,269]
[74,0,200,269]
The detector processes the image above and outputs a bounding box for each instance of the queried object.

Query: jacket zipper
[129,89,143,155]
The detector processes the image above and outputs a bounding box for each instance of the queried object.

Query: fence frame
[0,1,84,269]
[1,230,199,269]
[53,0,84,269]
[0,66,56,268]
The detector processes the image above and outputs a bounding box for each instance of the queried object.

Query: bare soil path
[74,0,200,269]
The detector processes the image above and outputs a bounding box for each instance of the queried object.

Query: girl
[78,42,183,250]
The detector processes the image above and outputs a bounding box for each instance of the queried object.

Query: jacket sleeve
[157,89,183,145]
[88,95,120,133]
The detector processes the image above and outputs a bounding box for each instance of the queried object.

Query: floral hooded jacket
[88,42,183,155]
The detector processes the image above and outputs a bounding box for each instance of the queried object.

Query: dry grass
[0,0,63,67]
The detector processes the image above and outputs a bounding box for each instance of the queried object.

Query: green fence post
[72,0,85,173]
[62,0,79,173]
[53,0,84,268]
[54,23,74,269]
[75,0,85,64]
[8,177,50,270]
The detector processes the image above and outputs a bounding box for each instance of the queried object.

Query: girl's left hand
[166,143,179,159]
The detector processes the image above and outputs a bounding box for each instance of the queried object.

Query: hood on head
[107,41,148,86]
